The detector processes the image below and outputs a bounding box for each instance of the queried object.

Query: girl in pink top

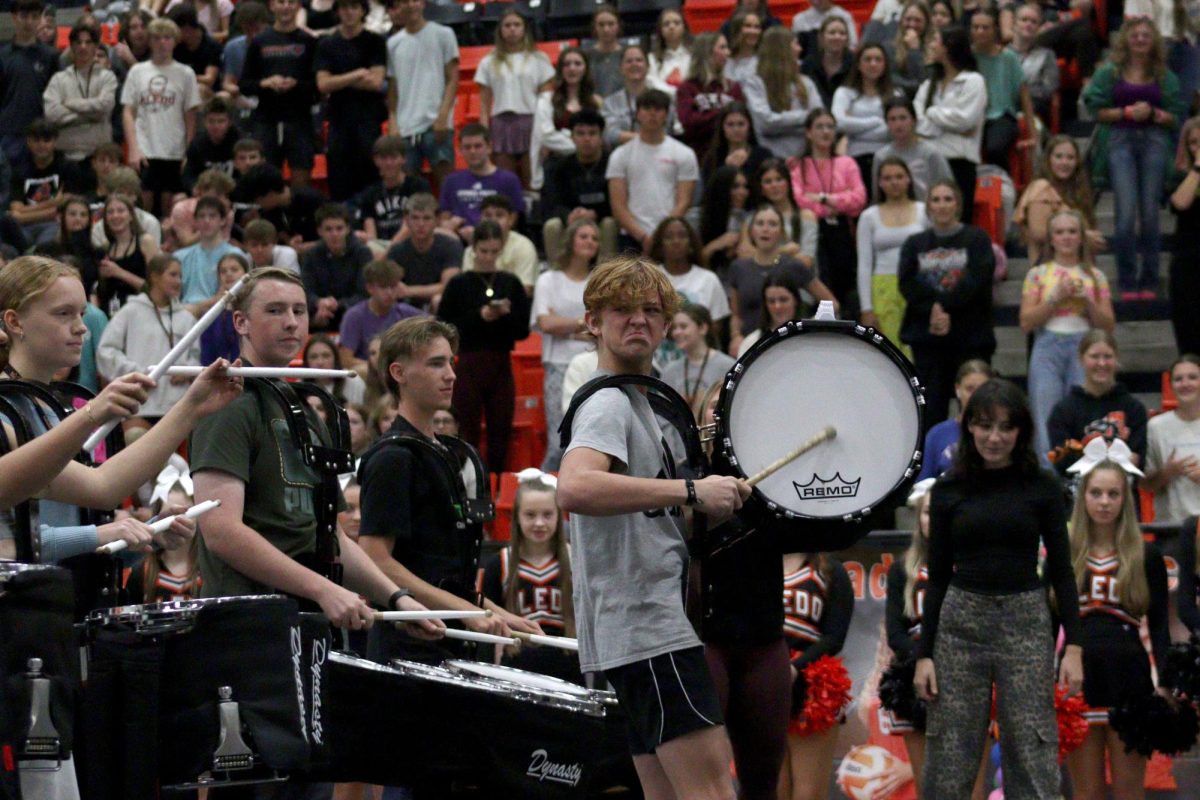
[788,108,867,314]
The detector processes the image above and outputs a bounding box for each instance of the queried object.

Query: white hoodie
[97,294,198,416]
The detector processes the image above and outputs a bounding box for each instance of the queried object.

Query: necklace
[477,271,498,299]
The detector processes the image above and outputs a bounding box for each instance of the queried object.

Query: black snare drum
[716,320,924,551]
[79,595,311,797]
[321,653,635,797]
[0,562,78,777]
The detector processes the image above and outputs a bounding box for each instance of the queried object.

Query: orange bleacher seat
[459,45,491,80]
[512,333,544,396]
[842,0,875,28]
[492,471,521,541]
[515,331,542,357]
[478,395,548,474]
[771,0,805,23]
[101,22,120,46]
[973,175,1004,246]
[684,0,735,34]
[1139,486,1155,522]
[56,26,70,49]
[536,40,578,62]
[1163,370,1179,411]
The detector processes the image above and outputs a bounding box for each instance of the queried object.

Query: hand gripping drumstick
[83,275,249,454]
[97,500,222,554]
[374,609,493,622]
[441,628,520,646]
[746,426,837,487]
[162,367,358,380]
[511,631,580,652]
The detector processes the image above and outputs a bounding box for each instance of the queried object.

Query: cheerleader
[480,469,579,683]
[125,457,201,603]
[781,551,854,800]
[1063,439,1174,800]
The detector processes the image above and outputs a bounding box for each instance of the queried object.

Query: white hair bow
[907,477,937,507]
[515,468,557,488]
[150,453,194,508]
[1067,437,1145,478]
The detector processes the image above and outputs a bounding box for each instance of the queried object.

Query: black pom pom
[1167,641,1200,699]
[1109,694,1200,757]
[878,657,927,732]
[792,667,808,718]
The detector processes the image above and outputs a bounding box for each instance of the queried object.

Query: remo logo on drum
[794,473,862,500]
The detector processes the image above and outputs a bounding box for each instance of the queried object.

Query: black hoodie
[1046,383,1148,473]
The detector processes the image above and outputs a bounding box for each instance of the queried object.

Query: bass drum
[715,320,924,551]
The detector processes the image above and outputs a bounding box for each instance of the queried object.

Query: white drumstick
[98,500,222,554]
[511,631,579,652]
[162,366,357,380]
[747,426,837,487]
[83,276,248,453]
[374,609,493,622]
[441,628,519,646]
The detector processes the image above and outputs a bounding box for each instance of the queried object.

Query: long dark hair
[700,165,746,251]
[551,46,599,127]
[648,216,702,267]
[757,272,801,340]
[925,26,976,112]
[952,378,1040,479]
[752,158,804,246]
[701,102,760,175]
[875,155,918,201]
[847,43,896,97]
[303,334,352,402]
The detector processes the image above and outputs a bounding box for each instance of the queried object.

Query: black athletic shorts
[605,646,724,756]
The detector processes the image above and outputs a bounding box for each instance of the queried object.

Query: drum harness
[357,426,493,603]
[0,378,122,781]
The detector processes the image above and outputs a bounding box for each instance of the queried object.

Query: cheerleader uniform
[1073,544,1173,723]
[783,556,854,730]
[1174,516,1200,634]
[881,560,927,733]
[480,547,582,684]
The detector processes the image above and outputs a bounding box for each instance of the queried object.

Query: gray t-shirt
[386,21,458,138]
[566,381,700,672]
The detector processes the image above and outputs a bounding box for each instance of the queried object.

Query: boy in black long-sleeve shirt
[436,219,530,476]
[182,97,239,193]
[301,202,373,330]
[541,109,616,263]
[238,0,317,187]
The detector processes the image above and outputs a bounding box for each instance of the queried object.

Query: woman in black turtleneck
[914,379,1083,799]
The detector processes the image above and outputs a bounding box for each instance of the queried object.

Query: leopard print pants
[923,586,1060,800]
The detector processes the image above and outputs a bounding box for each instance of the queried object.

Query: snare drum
[79,595,310,797]
[716,320,924,550]
[0,562,78,770]
[322,652,635,797]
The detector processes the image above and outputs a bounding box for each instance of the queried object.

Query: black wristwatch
[684,478,699,506]
[388,588,412,610]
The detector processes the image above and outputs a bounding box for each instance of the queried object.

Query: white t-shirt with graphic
[120,60,202,160]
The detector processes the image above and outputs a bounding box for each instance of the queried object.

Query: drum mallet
[746,426,837,487]
[83,275,248,454]
[511,631,580,652]
[374,609,494,622]
[98,499,222,554]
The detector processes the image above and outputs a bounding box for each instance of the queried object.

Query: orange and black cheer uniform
[783,557,854,700]
[481,548,581,683]
[1071,544,1173,723]
[882,561,927,732]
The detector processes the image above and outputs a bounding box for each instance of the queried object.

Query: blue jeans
[1108,125,1169,292]
[402,127,455,173]
[1027,329,1086,466]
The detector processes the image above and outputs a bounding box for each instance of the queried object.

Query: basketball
[836,744,900,800]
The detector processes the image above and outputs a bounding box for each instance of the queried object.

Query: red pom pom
[1055,685,1091,763]
[790,655,853,737]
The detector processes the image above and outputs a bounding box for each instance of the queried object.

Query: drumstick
[83,276,249,453]
[441,628,519,646]
[510,631,580,652]
[747,426,837,487]
[161,366,358,380]
[374,609,493,622]
[97,500,222,554]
